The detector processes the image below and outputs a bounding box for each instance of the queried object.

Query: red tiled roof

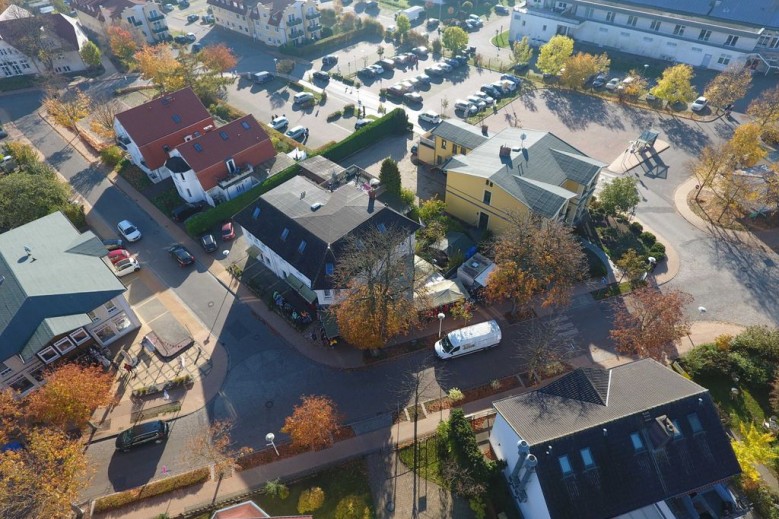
[72,0,143,21]
[115,87,213,169]
[210,500,314,519]
[175,115,275,190]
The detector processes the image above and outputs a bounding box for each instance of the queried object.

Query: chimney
[510,440,530,487]
[649,415,677,449]
[516,454,538,502]
[499,144,511,158]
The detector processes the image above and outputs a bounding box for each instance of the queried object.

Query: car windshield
[441,335,455,353]
[124,225,136,233]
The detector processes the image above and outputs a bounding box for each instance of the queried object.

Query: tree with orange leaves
[134,44,185,93]
[107,25,138,64]
[486,213,586,317]
[609,286,692,361]
[281,395,339,452]
[199,44,237,75]
[26,363,113,431]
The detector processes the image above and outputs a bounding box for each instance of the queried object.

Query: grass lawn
[492,30,511,48]
[255,460,374,518]
[691,373,768,426]
[591,281,633,300]
[116,160,153,192]
[398,435,447,486]
[152,186,183,216]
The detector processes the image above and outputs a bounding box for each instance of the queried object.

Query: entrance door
[701,54,712,68]
[478,212,490,230]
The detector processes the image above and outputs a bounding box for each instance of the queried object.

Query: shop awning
[285,274,318,304]
[415,279,468,310]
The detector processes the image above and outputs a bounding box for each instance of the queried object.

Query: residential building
[114,87,214,184]
[211,500,312,519]
[442,127,603,232]
[207,0,321,47]
[72,0,169,45]
[0,7,90,76]
[417,119,488,166]
[508,0,779,73]
[165,114,276,205]
[234,171,419,306]
[490,359,745,519]
[0,212,141,394]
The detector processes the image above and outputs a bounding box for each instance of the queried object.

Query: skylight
[580,447,594,468]
[558,455,572,475]
[252,207,261,220]
[377,222,387,233]
[281,228,289,241]
[241,121,251,130]
[172,114,181,123]
[193,143,203,152]
[687,413,703,434]
[630,432,644,451]
[298,240,307,253]
[219,131,229,140]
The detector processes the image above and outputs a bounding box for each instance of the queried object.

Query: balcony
[116,135,131,150]
[289,29,305,39]
[305,11,320,20]
[307,23,321,32]
[287,17,303,26]
[217,163,255,189]
[152,25,169,33]
[148,13,165,21]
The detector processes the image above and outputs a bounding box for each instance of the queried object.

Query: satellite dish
[24,246,31,255]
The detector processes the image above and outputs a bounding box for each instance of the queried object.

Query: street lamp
[265,432,279,456]
[437,312,446,338]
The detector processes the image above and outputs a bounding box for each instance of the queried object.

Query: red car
[221,221,235,241]
[108,249,131,264]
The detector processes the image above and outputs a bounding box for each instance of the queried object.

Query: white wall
[490,413,552,519]
[167,150,208,203]
[242,229,314,287]
[86,294,141,346]
[0,41,35,77]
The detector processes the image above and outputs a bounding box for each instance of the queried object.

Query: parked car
[186,32,196,42]
[293,92,315,105]
[115,420,170,452]
[358,67,376,78]
[113,257,141,277]
[186,14,199,22]
[415,74,431,85]
[438,62,453,73]
[691,96,708,112]
[419,111,442,125]
[400,79,416,91]
[646,90,657,102]
[426,18,439,28]
[454,99,478,115]
[495,4,509,14]
[221,221,235,241]
[592,74,607,88]
[424,66,443,77]
[412,46,429,57]
[481,84,502,98]
[404,92,423,105]
[468,14,483,27]
[322,54,338,66]
[501,74,522,85]
[117,220,141,242]
[312,70,330,82]
[200,234,217,253]
[285,126,308,141]
[466,95,487,111]
[444,58,460,68]
[169,245,195,267]
[365,1,378,9]
[191,43,202,53]
[108,249,131,264]
[465,20,478,32]
[369,64,384,75]
[102,239,124,251]
[270,115,289,131]
[163,3,174,11]
[171,202,205,222]
[466,45,477,56]
[473,91,495,106]
[355,119,371,130]
[174,35,189,44]
[203,14,215,23]
[605,78,620,91]
[252,71,273,84]
[378,58,395,70]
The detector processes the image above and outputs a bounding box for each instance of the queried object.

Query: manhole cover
[265,400,273,409]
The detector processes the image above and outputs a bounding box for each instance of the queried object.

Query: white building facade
[207,0,321,47]
[509,0,779,73]
[73,0,169,45]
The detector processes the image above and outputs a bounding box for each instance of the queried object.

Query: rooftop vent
[184,135,193,142]
[310,202,322,211]
[649,415,677,449]
[300,191,306,199]
[499,145,512,158]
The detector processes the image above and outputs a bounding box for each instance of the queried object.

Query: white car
[419,111,442,125]
[285,125,307,140]
[473,91,495,106]
[466,95,487,111]
[117,220,142,242]
[604,78,620,91]
[271,116,289,130]
[293,92,315,105]
[438,62,453,72]
[113,257,141,278]
[370,64,384,75]
[691,96,708,112]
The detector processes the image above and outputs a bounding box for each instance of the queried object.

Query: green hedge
[279,26,377,58]
[185,108,408,235]
[93,467,210,513]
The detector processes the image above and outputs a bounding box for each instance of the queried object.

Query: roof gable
[539,367,610,406]
[431,119,488,149]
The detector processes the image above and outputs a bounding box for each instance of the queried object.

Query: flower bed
[236,426,355,471]
[426,375,521,412]
[131,374,192,398]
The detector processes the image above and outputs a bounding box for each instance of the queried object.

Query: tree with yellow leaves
[107,25,139,64]
[731,422,779,483]
[281,395,339,452]
[187,419,249,480]
[747,85,779,129]
[536,35,574,76]
[560,52,610,90]
[703,67,752,111]
[199,44,238,76]
[42,89,92,135]
[650,63,697,106]
[688,143,738,201]
[729,122,767,168]
[134,44,185,93]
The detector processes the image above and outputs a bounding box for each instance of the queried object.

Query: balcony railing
[305,11,320,19]
[307,23,321,31]
[152,25,168,33]
[217,163,255,188]
[148,13,165,21]
[287,17,303,26]
[289,29,304,38]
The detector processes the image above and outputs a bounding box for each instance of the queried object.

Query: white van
[293,92,315,105]
[454,99,477,114]
[435,320,502,359]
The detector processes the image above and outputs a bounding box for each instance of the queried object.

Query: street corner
[630,216,681,286]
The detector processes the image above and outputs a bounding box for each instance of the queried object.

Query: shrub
[629,221,643,234]
[448,388,465,402]
[741,480,779,519]
[297,487,325,513]
[649,242,666,254]
[399,187,415,207]
[343,104,356,116]
[210,102,246,122]
[327,110,342,122]
[639,231,656,246]
[62,202,87,230]
[334,494,372,519]
[93,468,209,513]
[100,145,124,167]
[264,479,289,500]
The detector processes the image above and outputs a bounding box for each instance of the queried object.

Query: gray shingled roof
[431,119,488,150]
[234,176,420,290]
[614,0,779,28]
[0,212,126,361]
[443,127,603,219]
[493,359,705,445]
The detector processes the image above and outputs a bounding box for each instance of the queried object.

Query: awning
[415,279,468,310]
[285,274,318,304]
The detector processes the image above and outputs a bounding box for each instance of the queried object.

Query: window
[758,35,771,46]
[186,188,191,197]
[226,158,236,173]
[70,328,90,345]
[698,29,711,41]
[326,263,335,275]
[324,289,332,298]
[620,31,630,37]
[298,240,307,253]
[9,376,34,394]
[94,324,116,343]
[558,455,573,475]
[281,228,289,241]
[219,130,229,140]
[599,27,608,33]
[38,346,61,364]
[542,24,547,31]
[440,139,447,149]
[485,180,493,187]
[377,222,387,233]
[172,114,182,123]
[483,190,492,205]
[54,337,75,355]
[241,121,251,130]
[194,143,203,152]
[724,35,739,47]
[114,316,132,331]
[252,207,261,219]
[673,24,685,36]
[650,20,661,31]
[626,15,637,26]
[687,412,703,434]
[605,11,614,22]
[580,448,595,468]
[87,311,99,322]
[666,42,677,47]
[584,6,592,18]
[643,36,654,42]
[672,419,683,439]
[104,300,117,313]
[717,54,731,65]
[630,432,645,451]
[691,47,702,52]
[0,362,12,377]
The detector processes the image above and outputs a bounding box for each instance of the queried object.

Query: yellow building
[417,119,488,166]
[443,127,604,233]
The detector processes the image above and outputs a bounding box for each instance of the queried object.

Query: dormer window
[226,158,236,173]
[558,455,573,476]
[580,447,595,469]
[281,228,289,241]
[630,432,645,452]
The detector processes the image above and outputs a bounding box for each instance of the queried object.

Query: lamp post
[437,312,446,338]
[265,432,279,456]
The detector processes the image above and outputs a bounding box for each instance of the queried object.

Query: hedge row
[279,24,378,58]
[93,467,210,513]
[184,108,408,235]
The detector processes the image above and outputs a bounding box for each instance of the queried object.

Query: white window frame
[69,328,90,345]
[38,346,61,364]
[54,337,75,355]
[104,300,117,314]
[0,362,12,377]
[87,310,99,322]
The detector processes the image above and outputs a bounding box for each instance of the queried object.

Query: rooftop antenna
[24,246,31,256]
[520,133,527,149]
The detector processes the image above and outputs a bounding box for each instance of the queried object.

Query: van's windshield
[441,336,455,353]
